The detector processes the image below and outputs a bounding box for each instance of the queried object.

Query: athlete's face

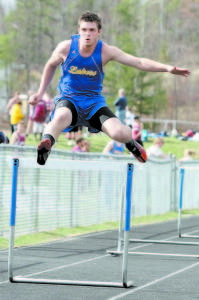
[78,21,101,47]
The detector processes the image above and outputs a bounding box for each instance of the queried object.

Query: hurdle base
[10,276,134,288]
[107,250,122,256]
[129,238,199,246]
[180,234,199,239]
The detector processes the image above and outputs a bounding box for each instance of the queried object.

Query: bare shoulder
[50,39,72,65]
[102,42,126,65]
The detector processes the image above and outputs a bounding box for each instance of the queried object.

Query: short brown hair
[78,11,102,31]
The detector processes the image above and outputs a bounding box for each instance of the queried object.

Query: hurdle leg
[9,160,134,288]
[8,158,19,282]
[178,168,185,238]
[122,163,134,288]
[117,182,125,253]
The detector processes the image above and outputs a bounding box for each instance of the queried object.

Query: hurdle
[108,166,199,258]
[178,167,199,240]
[8,158,134,288]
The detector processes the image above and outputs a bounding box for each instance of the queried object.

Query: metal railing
[0,145,199,237]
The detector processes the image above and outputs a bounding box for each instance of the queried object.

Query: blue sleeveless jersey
[52,35,107,132]
[109,142,124,154]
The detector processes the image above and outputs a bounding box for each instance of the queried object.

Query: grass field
[1,209,199,249]
[23,132,199,160]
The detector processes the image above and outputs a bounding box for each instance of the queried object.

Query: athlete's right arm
[29,40,71,105]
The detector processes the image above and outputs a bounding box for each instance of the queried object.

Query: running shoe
[37,138,52,165]
[131,140,147,163]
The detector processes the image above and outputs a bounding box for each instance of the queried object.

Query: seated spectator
[191,132,199,142]
[72,137,86,152]
[179,149,198,162]
[103,140,125,155]
[0,131,9,144]
[10,121,26,146]
[147,137,169,159]
[82,140,91,152]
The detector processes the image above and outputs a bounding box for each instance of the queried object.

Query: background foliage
[0,0,198,120]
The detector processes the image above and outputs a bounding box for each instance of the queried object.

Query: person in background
[103,140,125,155]
[0,131,9,144]
[43,93,54,125]
[132,116,143,146]
[32,98,47,140]
[28,11,190,166]
[147,137,169,159]
[25,91,34,136]
[82,139,91,152]
[179,149,198,162]
[10,121,26,146]
[72,137,86,152]
[7,92,24,133]
[114,88,127,125]
[125,106,134,128]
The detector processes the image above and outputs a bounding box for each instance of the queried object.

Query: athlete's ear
[98,29,102,35]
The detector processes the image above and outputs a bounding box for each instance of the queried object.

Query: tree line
[0,0,197,120]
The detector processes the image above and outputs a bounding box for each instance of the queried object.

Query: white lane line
[0,241,157,285]
[108,261,199,300]
[0,228,198,285]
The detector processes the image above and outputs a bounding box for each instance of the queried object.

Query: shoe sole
[37,139,51,165]
[132,141,147,163]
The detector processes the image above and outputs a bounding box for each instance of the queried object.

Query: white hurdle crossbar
[108,166,199,258]
[8,158,134,288]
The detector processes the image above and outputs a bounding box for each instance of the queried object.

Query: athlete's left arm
[102,44,191,77]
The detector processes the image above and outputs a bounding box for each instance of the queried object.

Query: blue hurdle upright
[108,166,199,259]
[8,158,134,288]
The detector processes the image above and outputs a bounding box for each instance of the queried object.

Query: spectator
[7,92,24,133]
[179,149,198,162]
[125,106,134,128]
[43,93,54,125]
[147,137,169,159]
[132,116,144,146]
[114,88,127,124]
[82,139,91,152]
[103,140,125,155]
[25,91,34,136]
[0,131,9,144]
[72,137,86,152]
[32,98,47,140]
[10,121,26,146]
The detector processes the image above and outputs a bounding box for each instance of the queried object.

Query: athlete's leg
[37,99,77,165]
[89,107,147,163]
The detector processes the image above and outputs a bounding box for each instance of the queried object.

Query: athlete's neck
[78,40,98,57]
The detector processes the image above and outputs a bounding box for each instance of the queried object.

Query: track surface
[1,217,199,300]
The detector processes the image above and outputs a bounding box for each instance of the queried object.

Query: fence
[0,145,199,237]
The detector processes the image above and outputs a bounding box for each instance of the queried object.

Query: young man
[29,11,191,165]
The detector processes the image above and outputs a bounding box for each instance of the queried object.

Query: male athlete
[29,11,191,165]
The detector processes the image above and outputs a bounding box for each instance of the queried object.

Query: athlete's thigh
[54,99,78,126]
[89,106,116,131]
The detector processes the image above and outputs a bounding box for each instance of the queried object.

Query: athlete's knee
[54,108,72,124]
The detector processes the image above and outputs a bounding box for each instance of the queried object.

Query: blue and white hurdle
[8,158,134,288]
[108,166,199,259]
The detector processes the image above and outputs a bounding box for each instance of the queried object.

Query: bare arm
[102,43,191,76]
[10,132,18,145]
[103,141,114,154]
[29,40,71,105]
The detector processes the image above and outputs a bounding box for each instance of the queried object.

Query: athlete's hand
[169,66,191,77]
[28,93,42,106]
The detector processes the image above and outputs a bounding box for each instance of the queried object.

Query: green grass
[1,209,198,249]
[22,133,199,159]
